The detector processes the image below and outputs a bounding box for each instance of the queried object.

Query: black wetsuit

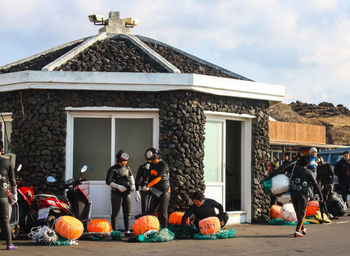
[135,163,150,214]
[106,164,133,231]
[317,163,334,197]
[290,166,322,233]
[146,159,170,227]
[0,156,15,246]
[334,158,350,203]
[181,198,229,228]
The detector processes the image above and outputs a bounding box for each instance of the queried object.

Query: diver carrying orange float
[142,148,171,228]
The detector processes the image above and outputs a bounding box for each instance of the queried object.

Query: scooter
[35,165,91,228]
[15,164,38,234]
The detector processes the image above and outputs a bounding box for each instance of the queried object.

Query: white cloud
[306,0,339,10]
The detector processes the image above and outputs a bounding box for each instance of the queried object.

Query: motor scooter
[35,165,91,228]
[15,164,38,233]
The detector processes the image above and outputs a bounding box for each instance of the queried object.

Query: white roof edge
[204,110,256,119]
[65,106,159,112]
[0,71,285,102]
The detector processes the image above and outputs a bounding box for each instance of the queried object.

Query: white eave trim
[65,106,159,112]
[0,71,285,102]
[204,111,255,119]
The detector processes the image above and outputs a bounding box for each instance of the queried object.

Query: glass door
[203,120,225,207]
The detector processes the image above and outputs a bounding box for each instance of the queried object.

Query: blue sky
[1,0,350,108]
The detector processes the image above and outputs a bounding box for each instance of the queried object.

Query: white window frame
[65,107,159,180]
[0,113,12,152]
[204,111,253,223]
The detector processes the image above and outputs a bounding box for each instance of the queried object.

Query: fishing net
[28,225,78,246]
[268,218,297,225]
[167,224,199,239]
[268,218,310,225]
[137,228,175,242]
[28,226,58,244]
[193,228,236,240]
[89,230,122,241]
[263,179,273,195]
[52,237,78,246]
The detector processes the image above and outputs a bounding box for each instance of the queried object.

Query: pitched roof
[0,34,251,81]
[0,40,83,74]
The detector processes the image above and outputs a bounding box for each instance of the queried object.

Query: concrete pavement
[1,209,349,256]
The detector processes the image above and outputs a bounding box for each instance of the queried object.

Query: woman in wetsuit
[106,150,136,235]
[0,141,18,250]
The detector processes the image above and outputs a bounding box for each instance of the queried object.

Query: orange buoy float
[270,204,282,219]
[132,215,160,236]
[168,211,190,225]
[198,217,221,235]
[306,201,319,217]
[87,219,112,233]
[55,216,84,240]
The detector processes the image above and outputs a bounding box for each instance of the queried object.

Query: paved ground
[1,209,350,256]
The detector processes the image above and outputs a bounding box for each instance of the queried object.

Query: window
[330,153,342,167]
[68,110,158,181]
[203,121,223,182]
[0,113,12,153]
[73,118,111,180]
[115,118,153,174]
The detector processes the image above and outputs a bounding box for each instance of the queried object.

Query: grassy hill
[270,101,350,146]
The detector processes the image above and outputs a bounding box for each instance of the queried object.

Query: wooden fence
[269,121,326,145]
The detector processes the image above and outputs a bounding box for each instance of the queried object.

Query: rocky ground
[270,101,350,145]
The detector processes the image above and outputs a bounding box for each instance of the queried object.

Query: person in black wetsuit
[334,151,350,206]
[316,156,334,196]
[0,141,17,250]
[135,156,151,214]
[142,148,170,228]
[181,191,229,228]
[106,150,136,235]
[290,156,323,238]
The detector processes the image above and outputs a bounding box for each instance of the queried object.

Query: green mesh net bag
[268,218,310,225]
[268,218,296,225]
[193,228,236,240]
[167,224,199,239]
[50,237,77,246]
[137,228,175,242]
[262,178,273,195]
[89,230,122,241]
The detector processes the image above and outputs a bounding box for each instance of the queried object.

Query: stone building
[0,12,285,224]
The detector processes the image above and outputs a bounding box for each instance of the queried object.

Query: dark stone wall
[0,89,270,223]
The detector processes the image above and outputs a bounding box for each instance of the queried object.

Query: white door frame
[204,111,254,223]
